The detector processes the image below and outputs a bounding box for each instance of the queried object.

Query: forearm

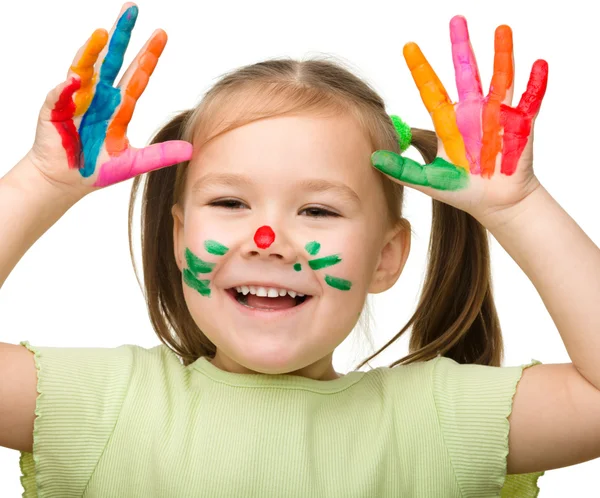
[483,184,600,389]
[0,154,81,289]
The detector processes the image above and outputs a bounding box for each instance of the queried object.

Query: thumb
[371,150,470,192]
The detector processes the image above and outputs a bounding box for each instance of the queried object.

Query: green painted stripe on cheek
[304,241,321,255]
[204,240,229,256]
[183,269,211,296]
[185,247,215,273]
[308,254,341,270]
[324,275,352,291]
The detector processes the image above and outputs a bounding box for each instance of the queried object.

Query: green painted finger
[371,151,470,191]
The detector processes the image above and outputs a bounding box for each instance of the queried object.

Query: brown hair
[127,56,503,369]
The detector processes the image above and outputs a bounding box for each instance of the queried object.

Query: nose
[241,225,296,263]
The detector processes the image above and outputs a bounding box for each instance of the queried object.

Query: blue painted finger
[99,6,138,86]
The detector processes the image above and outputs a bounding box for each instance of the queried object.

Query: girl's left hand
[371,15,549,226]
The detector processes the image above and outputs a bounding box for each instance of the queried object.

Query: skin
[172,114,410,381]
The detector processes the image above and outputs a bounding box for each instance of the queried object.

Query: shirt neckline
[189,356,366,393]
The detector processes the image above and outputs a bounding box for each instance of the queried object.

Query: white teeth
[235,285,306,298]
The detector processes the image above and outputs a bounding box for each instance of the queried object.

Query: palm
[32,3,191,195]
[371,16,548,222]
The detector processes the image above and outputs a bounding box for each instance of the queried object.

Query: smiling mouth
[226,287,310,310]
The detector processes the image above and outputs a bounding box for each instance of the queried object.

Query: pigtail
[357,128,503,369]
[128,110,217,366]
[404,129,503,367]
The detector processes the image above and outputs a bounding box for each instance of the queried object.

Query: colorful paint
[204,240,229,256]
[293,263,302,272]
[50,6,193,188]
[254,226,275,249]
[51,78,82,169]
[185,247,215,274]
[308,254,342,270]
[183,270,211,297]
[373,16,548,191]
[324,275,352,291]
[304,241,321,256]
[370,154,469,191]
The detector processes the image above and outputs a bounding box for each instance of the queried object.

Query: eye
[300,206,340,218]
[209,199,247,209]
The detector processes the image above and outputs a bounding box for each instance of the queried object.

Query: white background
[1,0,598,495]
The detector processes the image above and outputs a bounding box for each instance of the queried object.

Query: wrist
[3,152,85,208]
[476,180,546,233]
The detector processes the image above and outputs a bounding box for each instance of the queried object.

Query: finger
[403,42,469,170]
[371,150,469,191]
[67,29,109,116]
[480,25,514,178]
[516,59,549,119]
[450,16,483,101]
[489,25,514,106]
[46,77,82,169]
[97,4,139,87]
[93,141,193,188]
[105,30,167,154]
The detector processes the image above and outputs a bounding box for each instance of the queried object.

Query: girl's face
[172,113,409,379]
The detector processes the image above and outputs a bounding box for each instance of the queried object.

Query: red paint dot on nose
[254,225,275,249]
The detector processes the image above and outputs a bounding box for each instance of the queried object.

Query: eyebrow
[191,173,361,206]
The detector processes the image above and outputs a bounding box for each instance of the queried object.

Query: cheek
[305,225,375,294]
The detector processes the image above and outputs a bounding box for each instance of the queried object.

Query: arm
[0,155,81,290]
[483,184,600,389]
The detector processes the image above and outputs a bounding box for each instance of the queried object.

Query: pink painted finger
[450,15,483,172]
[450,16,483,100]
[93,140,193,187]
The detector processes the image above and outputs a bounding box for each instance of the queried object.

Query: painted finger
[47,77,82,169]
[93,141,193,188]
[516,59,549,119]
[450,16,483,101]
[68,29,109,116]
[499,60,548,175]
[105,30,167,154]
[98,4,139,87]
[403,43,469,170]
[480,25,514,178]
[371,150,469,191]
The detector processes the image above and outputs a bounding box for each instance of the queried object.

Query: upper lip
[226,282,312,296]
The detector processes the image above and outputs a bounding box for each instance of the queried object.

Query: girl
[1,3,599,496]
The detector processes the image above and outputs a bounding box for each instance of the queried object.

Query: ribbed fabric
[18,340,544,497]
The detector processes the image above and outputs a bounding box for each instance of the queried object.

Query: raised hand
[371,15,548,222]
[30,3,192,196]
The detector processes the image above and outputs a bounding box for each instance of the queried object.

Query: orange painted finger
[69,29,109,116]
[106,30,167,154]
[480,25,514,177]
[403,42,468,169]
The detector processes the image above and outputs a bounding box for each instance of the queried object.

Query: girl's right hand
[28,3,193,198]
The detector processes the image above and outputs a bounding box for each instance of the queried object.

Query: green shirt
[18,340,544,497]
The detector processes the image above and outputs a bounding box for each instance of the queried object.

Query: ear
[171,203,185,272]
[368,218,411,294]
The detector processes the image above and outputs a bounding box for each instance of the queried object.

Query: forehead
[187,113,376,190]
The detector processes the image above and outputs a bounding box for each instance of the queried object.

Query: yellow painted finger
[403,42,468,169]
[69,29,109,115]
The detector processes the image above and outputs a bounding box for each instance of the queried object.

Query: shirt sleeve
[18,340,134,498]
[431,355,546,498]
